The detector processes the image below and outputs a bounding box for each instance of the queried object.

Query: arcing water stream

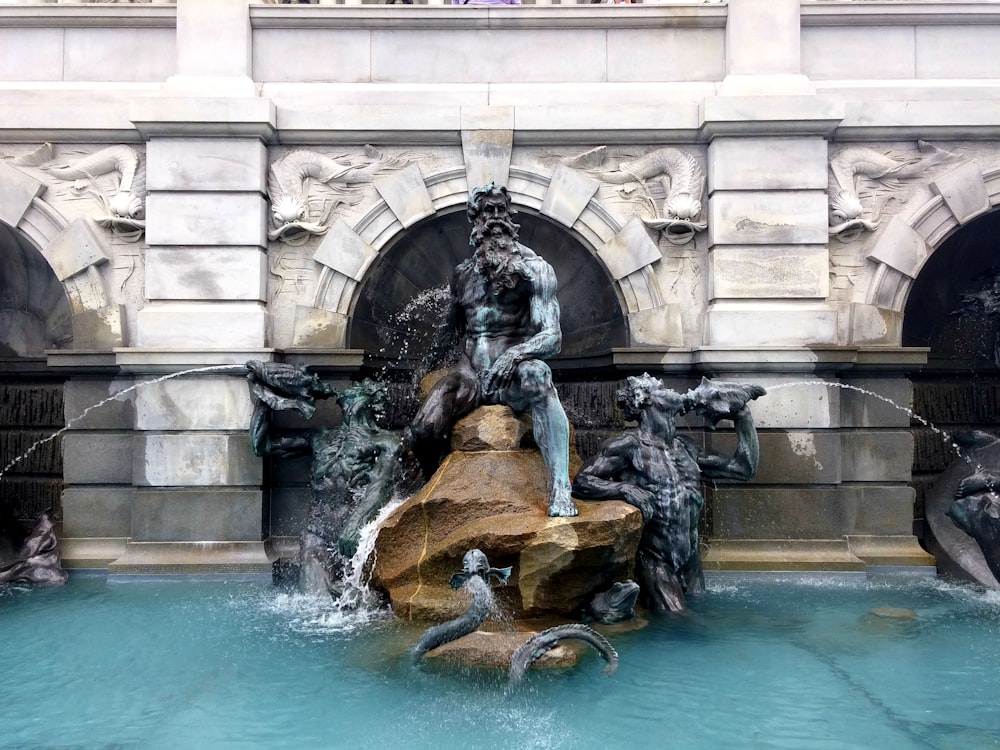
[0,364,248,482]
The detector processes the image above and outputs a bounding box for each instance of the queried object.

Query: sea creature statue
[0,510,68,586]
[509,624,619,684]
[245,361,403,597]
[827,140,954,242]
[572,375,765,612]
[564,145,707,245]
[584,579,640,624]
[267,146,409,245]
[412,549,512,660]
[947,469,1000,584]
[42,144,146,241]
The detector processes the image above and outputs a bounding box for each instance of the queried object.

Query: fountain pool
[2,573,998,750]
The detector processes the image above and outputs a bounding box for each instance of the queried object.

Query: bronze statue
[412,548,511,661]
[947,469,1000,584]
[246,361,403,596]
[572,375,764,612]
[0,510,67,586]
[405,183,577,517]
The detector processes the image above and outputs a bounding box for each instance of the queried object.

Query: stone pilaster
[107,0,275,576]
[702,103,842,348]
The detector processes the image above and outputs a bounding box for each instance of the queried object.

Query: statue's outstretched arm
[572,437,655,520]
[697,408,760,481]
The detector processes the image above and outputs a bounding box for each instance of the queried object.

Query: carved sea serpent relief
[267,146,412,245]
[828,141,955,243]
[564,146,707,245]
[43,144,146,241]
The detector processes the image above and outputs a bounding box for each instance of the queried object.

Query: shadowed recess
[348,208,627,366]
[0,222,72,357]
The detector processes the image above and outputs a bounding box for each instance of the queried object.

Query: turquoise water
[1,574,998,750]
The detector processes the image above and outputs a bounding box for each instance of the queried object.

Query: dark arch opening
[347,206,628,370]
[0,221,72,531]
[902,207,1000,545]
[903,208,1000,371]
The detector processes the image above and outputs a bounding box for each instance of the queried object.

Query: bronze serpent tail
[509,623,619,683]
[412,576,493,660]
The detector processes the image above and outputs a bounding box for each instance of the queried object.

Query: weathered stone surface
[371,414,641,620]
[451,404,531,452]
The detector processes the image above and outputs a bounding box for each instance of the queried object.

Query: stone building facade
[3,0,999,575]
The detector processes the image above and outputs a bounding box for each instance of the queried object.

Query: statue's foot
[548,487,578,517]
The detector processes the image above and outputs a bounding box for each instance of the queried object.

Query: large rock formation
[370,406,641,621]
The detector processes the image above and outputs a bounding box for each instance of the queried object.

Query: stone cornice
[832,98,1000,141]
[249,3,728,31]
[802,1,1000,27]
[549,346,929,375]
[0,4,175,28]
[700,95,845,140]
[130,95,276,140]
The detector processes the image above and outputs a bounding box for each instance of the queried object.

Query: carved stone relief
[267,146,416,245]
[827,140,956,243]
[559,146,707,246]
[0,147,134,349]
[266,145,442,348]
[825,142,991,320]
[15,143,148,243]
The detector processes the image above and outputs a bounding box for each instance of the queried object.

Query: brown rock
[371,407,642,620]
[426,631,578,671]
[451,405,531,451]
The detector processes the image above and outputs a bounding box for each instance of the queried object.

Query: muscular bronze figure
[572,375,764,611]
[406,184,577,517]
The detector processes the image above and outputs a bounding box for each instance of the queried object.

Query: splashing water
[0,363,248,482]
[334,490,407,615]
[275,491,407,633]
[375,285,454,379]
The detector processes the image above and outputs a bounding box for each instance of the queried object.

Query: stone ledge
[59,537,127,570]
[846,535,936,568]
[106,541,276,577]
[249,4,729,31]
[703,539,866,572]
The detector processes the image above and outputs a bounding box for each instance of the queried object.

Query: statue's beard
[471,218,529,289]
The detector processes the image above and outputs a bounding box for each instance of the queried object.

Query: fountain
[3,183,1000,747]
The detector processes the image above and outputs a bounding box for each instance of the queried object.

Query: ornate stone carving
[564,146,707,245]
[43,145,146,242]
[828,141,954,243]
[267,146,410,245]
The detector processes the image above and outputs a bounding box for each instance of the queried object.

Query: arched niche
[855,162,1000,345]
[293,165,670,353]
[0,221,72,357]
[0,220,72,527]
[901,207,1000,369]
[347,205,628,367]
[0,161,124,350]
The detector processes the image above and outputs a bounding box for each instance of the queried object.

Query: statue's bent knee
[516,360,554,400]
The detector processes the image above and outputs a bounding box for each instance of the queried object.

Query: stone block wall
[5,0,1000,574]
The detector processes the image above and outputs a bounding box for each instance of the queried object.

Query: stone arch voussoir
[0,161,124,349]
[854,161,1000,346]
[291,163,672,348]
